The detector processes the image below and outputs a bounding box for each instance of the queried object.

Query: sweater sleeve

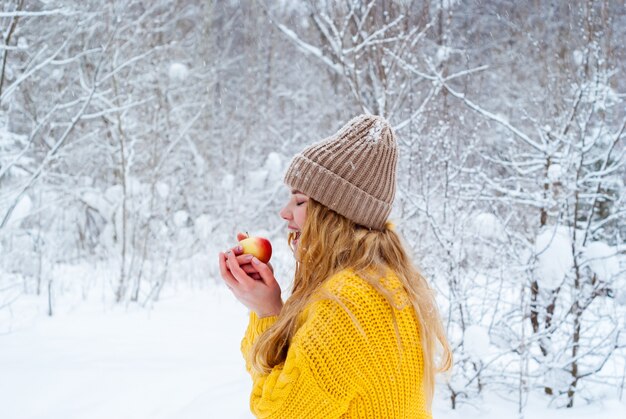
[240,299,362,419]
[241,311,279,374]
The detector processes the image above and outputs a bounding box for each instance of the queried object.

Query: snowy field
[1,284,624,419]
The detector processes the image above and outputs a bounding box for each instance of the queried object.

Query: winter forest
[1,0,625,418]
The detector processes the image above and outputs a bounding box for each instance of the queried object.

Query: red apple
[239,236,272,263]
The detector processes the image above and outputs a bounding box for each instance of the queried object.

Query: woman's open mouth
[288,230,301,247]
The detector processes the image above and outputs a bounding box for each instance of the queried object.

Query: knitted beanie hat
[283,114,398,230]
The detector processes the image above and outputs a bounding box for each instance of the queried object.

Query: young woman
[218,114,452,418]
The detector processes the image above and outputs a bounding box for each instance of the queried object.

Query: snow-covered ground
[1,285,624,419]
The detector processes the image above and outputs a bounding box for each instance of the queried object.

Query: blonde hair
[250,199,452,405]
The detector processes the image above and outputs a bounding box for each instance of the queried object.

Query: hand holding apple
[239,235,272,263]
[218,232,282,318]
[228,233,273,281]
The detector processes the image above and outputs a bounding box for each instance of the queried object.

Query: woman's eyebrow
[291,189,303,195]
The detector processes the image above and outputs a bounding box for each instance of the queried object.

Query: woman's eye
[296,201,306,206]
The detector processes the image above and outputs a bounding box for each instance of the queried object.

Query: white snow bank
[194,214,214,241]
[470,212,504,240]
[173,210,190,227]
[547,163,563,183]
[583,241,620,281]
[168,62,189,82]
[264,152,283,182]
[0,289,253,419]
[156,181,170,199]
[5,194,32,227]
[463,324,491,361]
[534,226,573,289]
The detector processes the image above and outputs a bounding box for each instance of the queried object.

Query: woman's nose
[279,205,291,221]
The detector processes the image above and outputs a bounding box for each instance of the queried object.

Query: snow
[0,289,253,419]
[156,181,170,199]
[221,174,235,190]
[573,50,584,65]
[100,223,121,251]
[105,184,123,203]
[264,152,281,171]
[365,118,384,143]
[436,45,453,64]
[247,169,269,190]
[463,325,491,361]
[127,176,145,196]
[51,68,63,80]
[17,37,28,49]
[1,284,624,419]
[264,152,282,181]
[173,210,190,228]
[194,214,214,241]
[82,191,112,218]
[534,226,574,289]
[470,212,504,240]
[547,163,563,183]
[5,194,32,227]
[583,241,620,281]
[168,62,189,82]
[274,23,343,74]
[441,0,461,9]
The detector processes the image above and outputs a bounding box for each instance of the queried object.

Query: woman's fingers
[226,250,253,285]
[240,263,259,275]
[233,256,271,276]
[218,252,239,289]
[226,254,254,273]
[251,257,278,287]
[236,232,249,242]
[228,244,243,256]
[229,252,264,273]
[236,254,254,265]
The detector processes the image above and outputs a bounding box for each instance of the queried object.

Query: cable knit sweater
[240,268,430,418]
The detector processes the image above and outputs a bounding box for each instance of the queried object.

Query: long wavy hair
[250,198,452,406]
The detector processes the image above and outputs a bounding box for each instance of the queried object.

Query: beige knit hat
[283,114,398,230]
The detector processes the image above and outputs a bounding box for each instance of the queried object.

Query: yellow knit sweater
[240,268,430,418]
